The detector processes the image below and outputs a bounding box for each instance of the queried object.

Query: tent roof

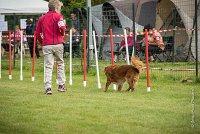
[104,0,158,26]
[0,0,48,15]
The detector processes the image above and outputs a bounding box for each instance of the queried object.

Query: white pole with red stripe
[93,31,101,89]
[124,29,130,65]
[69,29,72,85]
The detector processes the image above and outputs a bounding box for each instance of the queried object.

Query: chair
[113,42,133,62]
[136,36,174,62]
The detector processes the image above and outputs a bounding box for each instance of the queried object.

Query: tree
[45,0,108,18]
[44,0,108,29]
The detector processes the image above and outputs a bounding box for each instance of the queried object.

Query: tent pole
[172,7,176,63]
[86,7,90,72]
[195,0,198,81]
[132,3,136,56]
[86,0,93,71]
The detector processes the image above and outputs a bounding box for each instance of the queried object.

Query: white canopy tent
[0,0,48,69]
[0,0,48,15]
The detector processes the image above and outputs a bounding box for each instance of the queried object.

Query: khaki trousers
[43,44,66,90]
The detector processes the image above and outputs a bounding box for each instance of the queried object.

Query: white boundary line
[191,88,195,128]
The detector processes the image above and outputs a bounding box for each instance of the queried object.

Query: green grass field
[0,58,199,134]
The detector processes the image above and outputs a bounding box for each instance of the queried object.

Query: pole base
[147,87,151,92]
[56,79,58,84]
[113,84,117,90]
[32,77,35,81]
[83,81,86,87]
[98,83,101,89]
[20,76,23,81]
[69,79,72,86]
[9,75,12,80]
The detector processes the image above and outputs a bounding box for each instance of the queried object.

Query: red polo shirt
[120,34,134,48]
[36,10,66,45]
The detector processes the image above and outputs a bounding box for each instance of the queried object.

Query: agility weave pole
[93,31,101,89]
[69,29,73,86]
[20,31,23,80]
[124,29,130,65]
[31,32,37,81]
[83,29,87,87]
[145,29,151,92]
[8,32,12,79]
[109,28,117,90]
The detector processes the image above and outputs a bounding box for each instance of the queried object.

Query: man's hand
[75,38,79,42]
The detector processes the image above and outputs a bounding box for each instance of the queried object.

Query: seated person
[135,35,144,55]
[64,27,81,57]
[141,24,165,62]
[11,25,27,56]
[115,27,134,61]
[12,25,21,54]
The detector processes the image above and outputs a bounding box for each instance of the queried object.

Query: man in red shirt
[36,0,67,95]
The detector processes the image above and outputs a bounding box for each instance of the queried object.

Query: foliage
[44,0,107,19]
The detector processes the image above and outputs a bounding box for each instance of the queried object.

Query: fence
[89,0,199,81]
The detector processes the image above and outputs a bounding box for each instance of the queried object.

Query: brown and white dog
[104,56,144,92]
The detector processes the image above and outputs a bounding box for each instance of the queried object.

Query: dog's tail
[131,56,144,73]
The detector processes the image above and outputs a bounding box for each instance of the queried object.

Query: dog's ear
[131,56,144,72]
[132,56,140,61]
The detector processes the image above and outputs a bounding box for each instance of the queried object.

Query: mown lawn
[0,58,199,134]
